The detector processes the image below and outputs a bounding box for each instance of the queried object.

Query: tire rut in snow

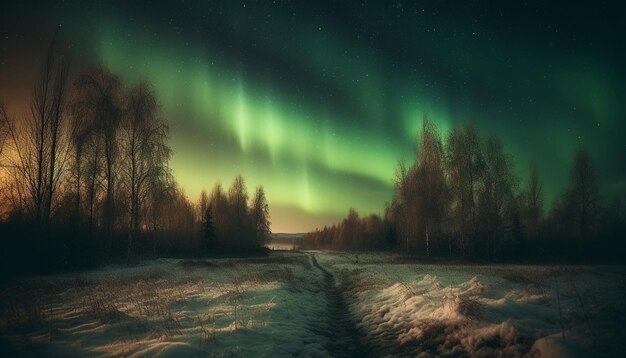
[309,254,370,358]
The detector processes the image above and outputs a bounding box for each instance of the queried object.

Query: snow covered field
[1,251,625,357]
[0,253,330,357]
[316,252,626,357]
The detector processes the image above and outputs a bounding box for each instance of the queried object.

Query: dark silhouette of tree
[389,161,414,254]
[0,103,9,167]
[4,35,70,223]
[251,186,271,246]
[445,123,484,256]
[199,177,271,253]
[381,164,401,252]
[83,133,103,230]
[208,183,228,247]
[340,208,360,249]
[151,186,196,255]
[68,99,89,221]
[202,204,217,250]
[0,103,9,210]
[199,189,209,221]
[477,135,517,259]
[73,67,122,253]
[301,118,625,263]
[522,162,543,237]
[228,175,250,249]
[145,173,174,243]
[415,116,447,256]
[568,148,599,245]
[122,82,170,258]
[42,41,71,224]
[301,209,389,251]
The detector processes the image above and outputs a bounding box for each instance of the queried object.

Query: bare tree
[84,133,103,229]
[43,47,71,222]
[0,103,10,209]
[68,85,98,221]
[0,104,9,169]
[415,116,447,256]
[147,170,175,234]
[445,123,484,256]
[4,36,71,223]
[73,67,122,250]
[477,135,517,258]
[390,160,419,254]
[121,82,170,257]
[0,104,7,160]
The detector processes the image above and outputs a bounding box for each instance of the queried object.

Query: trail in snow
[309,254,370,358]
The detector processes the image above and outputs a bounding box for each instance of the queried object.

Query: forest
[301,118,626,262]
[0,41,271,275]
[1,37,624,279]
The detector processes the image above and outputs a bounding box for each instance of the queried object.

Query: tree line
[0,38,270,274]
[301,117,626,262]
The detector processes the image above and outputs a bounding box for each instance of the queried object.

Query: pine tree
[251,186,271,246]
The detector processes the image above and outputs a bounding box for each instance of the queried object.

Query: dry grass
[197,313,217,344]
[82,294,126,323]
[458,297,483,321]
[1,256,307,354]
[0,294,45,333]
[337,268,378,300]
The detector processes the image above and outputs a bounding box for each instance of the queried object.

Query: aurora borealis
[1,1,625,232]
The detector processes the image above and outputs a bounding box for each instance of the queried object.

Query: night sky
[1,1,625,232]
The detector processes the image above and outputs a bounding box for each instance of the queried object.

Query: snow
[0,253,331,357]
[528,335,599,358]
[2,251,624,357]
[315,252,626,357]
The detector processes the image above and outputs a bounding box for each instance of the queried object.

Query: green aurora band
[93,16,623,232]
[95,22,453,231]
[98,34,402,226]
[2,1,624,232]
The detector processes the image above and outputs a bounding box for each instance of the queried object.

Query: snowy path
[309,254,370,358]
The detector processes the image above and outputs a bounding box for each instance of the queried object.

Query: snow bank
[316,252,626,357]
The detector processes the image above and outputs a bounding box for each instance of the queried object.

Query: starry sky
[1,1,625,232]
